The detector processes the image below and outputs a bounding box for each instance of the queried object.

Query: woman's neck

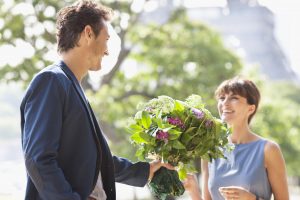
[229,123,256,144]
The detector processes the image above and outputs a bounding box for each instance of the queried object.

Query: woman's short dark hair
[56,0,112,53]
[215,76,261,124]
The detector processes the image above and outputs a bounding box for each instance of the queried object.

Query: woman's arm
[264,140,289,200]
[201,160,212,200]
[183,174,202,200]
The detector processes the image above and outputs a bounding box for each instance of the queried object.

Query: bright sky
[258,0,300,77]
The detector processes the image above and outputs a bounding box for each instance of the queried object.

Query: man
[20,1,172,199]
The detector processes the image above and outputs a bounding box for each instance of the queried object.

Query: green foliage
[127,95,230,171]
[128,94,230,199]
[252,81,300,176]
[0,0,136,84]
[0,0,72,84]
[149,167,185,200]
[128,9,241,106]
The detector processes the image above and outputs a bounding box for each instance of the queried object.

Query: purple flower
[205,120,213,128]
[192,108,205,119]
[156,130,169,142]
[167,117,185,129]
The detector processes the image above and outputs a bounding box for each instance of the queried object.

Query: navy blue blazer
[20,61,149,200]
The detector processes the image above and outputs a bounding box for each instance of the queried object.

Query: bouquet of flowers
[127,95,230,200]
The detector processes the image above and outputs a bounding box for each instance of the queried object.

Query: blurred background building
[143,0,300,82]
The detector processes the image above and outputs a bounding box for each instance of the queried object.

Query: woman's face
[217,92,255,126]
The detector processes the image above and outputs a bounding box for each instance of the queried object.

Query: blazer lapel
[58,61,97,131]
[58,61,102,189]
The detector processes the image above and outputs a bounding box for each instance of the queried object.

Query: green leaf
[131,132,152,144]
[156,109,163,118]
[174,100,185,112]
[153,118,163,128]
[125,127,134,134]
[184,116,192,128]
[162,125,174,132]
[128,124,144,133]
[134,110,143,120]
[214,119,226,137]
[131,132,147,144]
[135,147,145,161]
[141,111,152,129]
[140,132,152,143]
[185,127,197,135]
[178,167,187,180]
[168,129,182,140]
[172,140,186,149]
[180,132,193,144]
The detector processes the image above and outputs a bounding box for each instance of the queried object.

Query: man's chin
[89,65,102,71]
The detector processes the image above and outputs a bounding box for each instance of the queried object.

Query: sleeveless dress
[208,139,272,200]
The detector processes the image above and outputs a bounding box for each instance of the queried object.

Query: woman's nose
[222,98,230,106]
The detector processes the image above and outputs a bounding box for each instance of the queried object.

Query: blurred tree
[88,9,242,159]
[0,0,151,87]
[252,81,300,176]
[0,0,69,83]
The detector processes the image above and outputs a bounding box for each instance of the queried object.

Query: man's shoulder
[39,62,68,80]
[24,62,72,98]
[32,63,71,86]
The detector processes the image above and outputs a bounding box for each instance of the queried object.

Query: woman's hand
[219,186,256,200]
[183,174,202,200]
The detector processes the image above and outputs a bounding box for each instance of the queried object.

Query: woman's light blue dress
[208,139,272,200]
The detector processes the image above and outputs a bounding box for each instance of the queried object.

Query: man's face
[88,20,110,71]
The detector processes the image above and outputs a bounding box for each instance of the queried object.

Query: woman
[185,77,289,200]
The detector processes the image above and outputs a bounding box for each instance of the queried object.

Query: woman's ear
[248,105,256,115]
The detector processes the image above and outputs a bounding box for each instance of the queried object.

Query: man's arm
[22,72,80,200]
[113,156,150,187]
[113,157,174,187]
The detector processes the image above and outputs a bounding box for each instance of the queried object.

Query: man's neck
[61,49,89,82]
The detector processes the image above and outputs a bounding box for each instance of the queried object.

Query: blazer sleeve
[113,156,150,187]
[22,72,80,200]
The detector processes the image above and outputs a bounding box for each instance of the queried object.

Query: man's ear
[83,25,93,40]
